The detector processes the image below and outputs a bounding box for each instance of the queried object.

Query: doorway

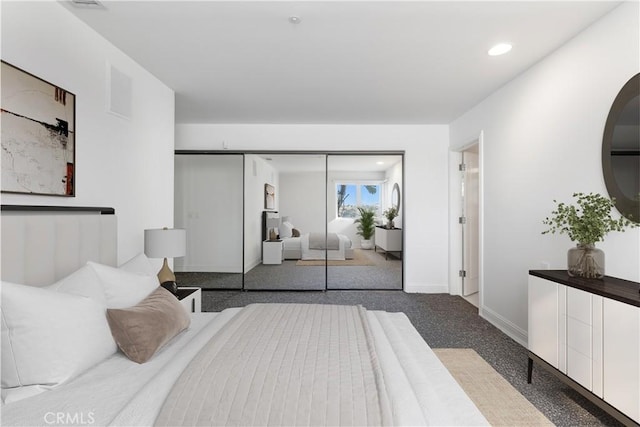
[461,144,479,306]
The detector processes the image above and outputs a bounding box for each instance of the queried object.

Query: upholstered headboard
[1,206,117,287]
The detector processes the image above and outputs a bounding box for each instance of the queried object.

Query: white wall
[174,155,243,272]
[176,124,450,292]
[1,2,175,265]
[279,171,326,237]
[450,2,640,344]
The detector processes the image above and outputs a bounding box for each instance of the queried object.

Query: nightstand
[176,287,201,313]
[263,240,284,264]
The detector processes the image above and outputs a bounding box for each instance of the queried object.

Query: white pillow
[280,221,294,238]
[119,252,158,277]
[87,262,159,309]
[46,264,106,306]
[1,281,117,403]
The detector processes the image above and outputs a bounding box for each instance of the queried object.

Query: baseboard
[404,283,449,293]
[480,305,528,347]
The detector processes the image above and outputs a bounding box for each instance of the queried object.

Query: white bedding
[282,235,302,252]
[300,233,351,260]
[1,308,488,427]
[0,311,240,427]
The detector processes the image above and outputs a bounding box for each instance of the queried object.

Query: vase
[361,239,374,250]
[567,243,605,279]
[386,220,394,229]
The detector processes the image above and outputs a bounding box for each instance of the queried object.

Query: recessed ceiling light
[69,0,104,8]
[288,16,301,24]
[488,43,512,56]
[376,161,385,165]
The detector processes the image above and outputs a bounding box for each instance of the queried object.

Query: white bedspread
[1,307,488,427]
[300,233,351,260]
[156,304,392,426]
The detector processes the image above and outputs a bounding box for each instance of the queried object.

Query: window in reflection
[336,183,381,218]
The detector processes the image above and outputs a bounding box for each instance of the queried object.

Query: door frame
[448,131,484,308]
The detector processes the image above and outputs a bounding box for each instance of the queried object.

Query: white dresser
[528,270,640,425]
[374,226,402,259]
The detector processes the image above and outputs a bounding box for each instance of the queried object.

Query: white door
[462,148,479,296]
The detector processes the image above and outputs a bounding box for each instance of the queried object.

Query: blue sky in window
[338,184,381,217]
[361,185,380,205]
[339,184,380,206]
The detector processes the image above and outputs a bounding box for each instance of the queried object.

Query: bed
[0,208,488,426]
[282,233,354,260]
[278,219,354,260]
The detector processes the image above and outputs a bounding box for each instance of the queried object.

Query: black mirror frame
[602,73,640,223]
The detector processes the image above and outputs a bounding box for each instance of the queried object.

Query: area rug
[296,249,376,266]
[433,348,554,426]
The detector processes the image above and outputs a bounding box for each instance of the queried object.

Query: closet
[174,151,403,291]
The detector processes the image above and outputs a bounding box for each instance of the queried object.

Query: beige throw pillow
[106,287,190,363]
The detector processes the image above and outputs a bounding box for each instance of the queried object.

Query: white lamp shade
[144,228,186,258]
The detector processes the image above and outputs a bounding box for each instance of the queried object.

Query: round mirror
[602,73,640,223]
[391,183,401,212]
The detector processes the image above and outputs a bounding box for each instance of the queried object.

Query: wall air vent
[69,0,104,8]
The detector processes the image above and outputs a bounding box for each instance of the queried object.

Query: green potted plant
[355,207,376,250]
[383,207,398,229]
[542,192,635,278]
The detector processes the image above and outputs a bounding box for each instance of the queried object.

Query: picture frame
[1,61,76,196]
[264,183,275,210]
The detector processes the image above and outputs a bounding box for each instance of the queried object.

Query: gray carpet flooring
[199,289,621,427]
[177,248,402,290]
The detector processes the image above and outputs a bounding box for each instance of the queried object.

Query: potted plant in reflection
[355,207,376,250]
[542,192,635,279]
[383,207,398,229]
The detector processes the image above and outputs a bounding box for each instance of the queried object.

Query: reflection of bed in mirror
[283,233,354,260]
[279,219,353,260]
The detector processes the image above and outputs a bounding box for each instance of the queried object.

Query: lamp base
[160,280,178,294]
[157,258,176,284]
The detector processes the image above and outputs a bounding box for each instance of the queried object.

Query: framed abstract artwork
[265,183,275,209]
[1,61,76,196]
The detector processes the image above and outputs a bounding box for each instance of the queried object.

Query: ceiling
[63,1,621,124]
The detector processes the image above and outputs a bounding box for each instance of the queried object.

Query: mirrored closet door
[174,154,244,289]
[243,154,327,290]
[326,154,403,290]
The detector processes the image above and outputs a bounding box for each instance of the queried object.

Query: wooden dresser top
[530,270,640,307]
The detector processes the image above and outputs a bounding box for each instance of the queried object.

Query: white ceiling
[63,1,621,124]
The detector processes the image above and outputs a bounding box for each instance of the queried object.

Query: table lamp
[266,217,280,241]
[144,227,186,293]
